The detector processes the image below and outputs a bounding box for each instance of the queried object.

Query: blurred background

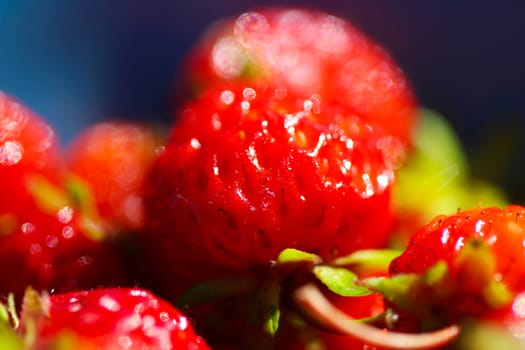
[1,0,525,199]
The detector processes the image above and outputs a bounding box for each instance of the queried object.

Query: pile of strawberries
[1,6,524,350]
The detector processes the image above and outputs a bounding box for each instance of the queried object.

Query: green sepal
[26,175,70,214]
[0,293,22,350]
[65,174,98,214]
[313,265,372,297]
[364,261,452,317]
[20,287,50,349]
[6,294,18,330]
[275,248,322,266]
[423,260,449,287]
[331,249,402,273]
[364,274,421,313]
[482,279,513,310]
[176,277,257,309]
[249,279,281,336]
[78,216,106,242]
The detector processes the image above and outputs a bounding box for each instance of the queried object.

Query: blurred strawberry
[175,7,418,143]
[0,93,129,301]
[0,91,63,222]
[67,121,161,231]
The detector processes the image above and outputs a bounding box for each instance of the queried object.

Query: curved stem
[294,283,460,349]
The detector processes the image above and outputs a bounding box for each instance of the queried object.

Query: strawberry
[19,287,210,349]
[382,205,525,328]
[0,93,129,301]
[175,7,417,142]
[0,91,63,220]
[67,121,161,231]
[143,81,400,297]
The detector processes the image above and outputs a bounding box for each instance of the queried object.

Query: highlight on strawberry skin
[1,287,210,350]
[175,7,418,143]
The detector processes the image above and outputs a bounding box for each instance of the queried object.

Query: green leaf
[423,260,449,286]
[313,266,372,297]
[176,277,257,308]
[331,249,402,273]
[275,248,321,265]
[249,280,281,336]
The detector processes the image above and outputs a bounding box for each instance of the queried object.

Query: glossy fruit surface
[388,205,525,322]
[176,7,417,142]
[25,288,210,349]
[144,82,399,296]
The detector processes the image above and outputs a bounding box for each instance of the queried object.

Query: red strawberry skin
[67,121,160,231]
[31,288,210,350]
[389,205,525,319]
[144,82,399,296]
[176,7,417,142]
[0,203,128,301]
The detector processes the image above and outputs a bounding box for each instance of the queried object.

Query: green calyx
[26,175,70,215]
[249,279,281,336]
[454,238,513,309]
[177,247,400,338]
[364,261,453,320]
[331,249,402,274]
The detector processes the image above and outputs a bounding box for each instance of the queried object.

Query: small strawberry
[19,287,210,350]
[175,7,417,142]
[0,93,129,301]
[381,206,525,328]
[143,82,400,298]
[67,121,161,231]
[0,91,63,220]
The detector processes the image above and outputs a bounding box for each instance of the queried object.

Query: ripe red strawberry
[20,287,210,349]
[385,205,525,326]
[0,92,63,219]
[175,7,417,142]
[0,93,129,301]
[67,121,161,231]
[143,81,400,297]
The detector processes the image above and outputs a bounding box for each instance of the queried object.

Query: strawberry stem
[294,282,460,349]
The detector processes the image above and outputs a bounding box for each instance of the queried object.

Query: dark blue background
[1,1,525,195]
